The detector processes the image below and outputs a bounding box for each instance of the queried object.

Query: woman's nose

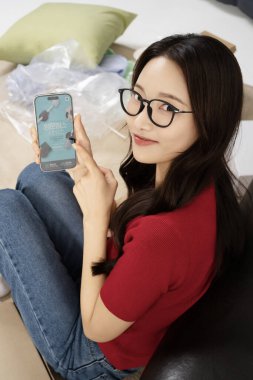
[133,105,153,130]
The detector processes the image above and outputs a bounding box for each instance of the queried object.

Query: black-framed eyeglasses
[118,88,193,128]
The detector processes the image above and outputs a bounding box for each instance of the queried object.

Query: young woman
[0,34,245,380]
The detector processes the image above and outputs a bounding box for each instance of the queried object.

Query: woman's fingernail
[69,137,76,143]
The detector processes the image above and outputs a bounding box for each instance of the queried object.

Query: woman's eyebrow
[158,91,187,106]
[134,83,187,106]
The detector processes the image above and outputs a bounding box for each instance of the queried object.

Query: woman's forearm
[80,219,107,332]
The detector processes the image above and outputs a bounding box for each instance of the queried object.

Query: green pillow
[0,3,136,65]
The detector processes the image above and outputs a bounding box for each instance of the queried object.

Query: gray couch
[140,179,253,380]
[217,0,253,19]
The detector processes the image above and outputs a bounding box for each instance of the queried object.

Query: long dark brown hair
[92,33,245,279]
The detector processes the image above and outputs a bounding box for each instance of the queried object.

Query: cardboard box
[201,31,236,53]
[0,300,56,380]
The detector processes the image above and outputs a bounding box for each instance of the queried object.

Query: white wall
[1,0,253,84]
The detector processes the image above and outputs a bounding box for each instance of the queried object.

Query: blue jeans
[0,163,139,380]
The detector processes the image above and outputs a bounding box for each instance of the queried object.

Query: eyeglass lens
[120,89,174,127]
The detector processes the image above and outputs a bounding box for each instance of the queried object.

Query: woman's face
[127,56,198,184]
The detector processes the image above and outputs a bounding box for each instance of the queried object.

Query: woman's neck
[155,162,170,187]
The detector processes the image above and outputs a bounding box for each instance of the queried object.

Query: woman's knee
[16,162,41,192]
[0,189,28,216]
[16,163,73,196]
[0,190,33,236]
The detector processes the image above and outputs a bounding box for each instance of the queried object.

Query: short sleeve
[100,215,187,322]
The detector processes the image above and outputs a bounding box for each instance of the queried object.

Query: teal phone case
[34,93,76,171]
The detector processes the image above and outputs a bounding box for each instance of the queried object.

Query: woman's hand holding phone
[70,115,118,225]
[31,114,117,228]
[30,126,40,165]
[68,114,93,182]
[73,114,92,155]
[30,113,92,167]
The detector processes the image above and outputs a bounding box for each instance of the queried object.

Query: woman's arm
[70,116,134,342]
[81,220,134,343]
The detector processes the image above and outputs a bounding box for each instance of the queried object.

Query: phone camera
[48,96,59,101]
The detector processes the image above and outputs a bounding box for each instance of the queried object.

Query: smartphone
[34,93,76,172]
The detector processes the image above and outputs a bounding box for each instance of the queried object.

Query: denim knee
[0,188,23,206]
[16,163,72,195]
[0,189,28,218]
[16,162,41,191]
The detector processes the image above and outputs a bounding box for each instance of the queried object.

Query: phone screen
[34,93,76,172]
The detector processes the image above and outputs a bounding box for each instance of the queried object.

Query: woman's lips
[133,134,158,146]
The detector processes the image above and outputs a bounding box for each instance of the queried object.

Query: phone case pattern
[34,94,76,171]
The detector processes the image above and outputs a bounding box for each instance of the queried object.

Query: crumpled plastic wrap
[0,40,131,142]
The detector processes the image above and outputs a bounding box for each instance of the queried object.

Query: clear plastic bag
[0,40,130,142]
